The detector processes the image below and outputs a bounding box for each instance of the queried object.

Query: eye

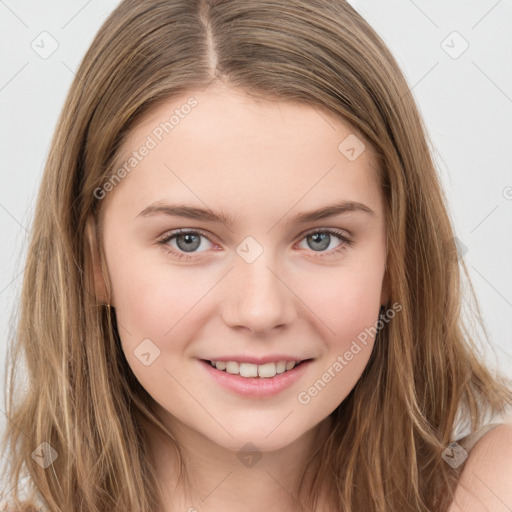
[295,228,353,259]
[157,229,215,261]
[156,227,353,261]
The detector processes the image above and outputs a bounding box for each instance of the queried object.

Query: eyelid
[156,226,351,245]
[157,227,217,244]
[299,226,352,239]
[156,226,353,261]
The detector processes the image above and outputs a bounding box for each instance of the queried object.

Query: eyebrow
[137,200,375,226]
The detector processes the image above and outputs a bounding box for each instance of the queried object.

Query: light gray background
[1,0,511,460]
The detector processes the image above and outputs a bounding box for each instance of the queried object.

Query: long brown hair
[2,0,511,510]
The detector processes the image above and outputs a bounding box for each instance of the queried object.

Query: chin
[208,423,307,453]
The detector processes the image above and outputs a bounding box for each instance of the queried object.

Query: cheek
[106,244,217,357]
[109,262,167,335]
[104,240,181,345]
[105,252,202,398]
[290,254,385,410]
[295,259,384,343]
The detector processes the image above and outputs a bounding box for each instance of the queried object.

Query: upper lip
[201,355,313,365]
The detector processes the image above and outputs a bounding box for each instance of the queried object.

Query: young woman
[2,1,511,511]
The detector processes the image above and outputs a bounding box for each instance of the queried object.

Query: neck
[141,409,335,512]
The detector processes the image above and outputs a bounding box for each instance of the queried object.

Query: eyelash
[156,228,353,262]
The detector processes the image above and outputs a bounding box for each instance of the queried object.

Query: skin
[92,82,389,511]
[447,421,512,512]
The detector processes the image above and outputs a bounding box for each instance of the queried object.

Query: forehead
[105,84,383,222]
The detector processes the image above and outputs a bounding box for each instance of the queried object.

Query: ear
[85,216,109,304]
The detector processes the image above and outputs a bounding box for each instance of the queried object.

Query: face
[95,83,388,453]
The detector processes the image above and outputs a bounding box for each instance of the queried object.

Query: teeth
[240,363,258,377]
[225,361,239,374]
[258,362,277,378]
[210,360,299,378]
[276,361,287,374]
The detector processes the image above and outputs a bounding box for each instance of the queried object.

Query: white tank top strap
[457,422,503,453]
[454,404,512,453]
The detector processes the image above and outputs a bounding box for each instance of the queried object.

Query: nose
[221,253,297,335]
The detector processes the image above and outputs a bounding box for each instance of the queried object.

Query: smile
[206,359,305,378]
[198,358,313,398]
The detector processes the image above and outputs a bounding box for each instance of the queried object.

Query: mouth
[200,358,313,379]
[198,357,314,398]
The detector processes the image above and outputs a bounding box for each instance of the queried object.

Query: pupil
[177,233,200,252]
[309,233,329,251]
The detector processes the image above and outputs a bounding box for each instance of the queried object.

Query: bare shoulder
[448,422,512,511]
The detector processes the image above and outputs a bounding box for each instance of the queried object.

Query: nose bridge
[222,239,295,333]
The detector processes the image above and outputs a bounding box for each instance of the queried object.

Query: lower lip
[199,359,313,398]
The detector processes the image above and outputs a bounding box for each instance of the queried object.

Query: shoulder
[448,422,512,511]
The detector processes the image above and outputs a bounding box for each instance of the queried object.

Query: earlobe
[85,216,109,305]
